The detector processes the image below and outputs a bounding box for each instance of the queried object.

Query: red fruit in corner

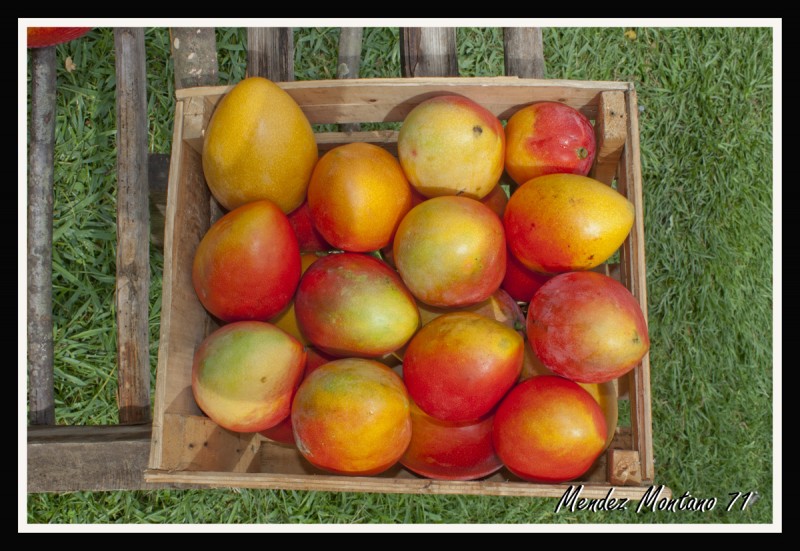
[27,27,91,48]
[400,400,503,481]
[192,199,301,322]
[527,271,650,384]
[501,247,554,302]
[493,375,607,483]
[287,201,331,253]
[504,101,596,185]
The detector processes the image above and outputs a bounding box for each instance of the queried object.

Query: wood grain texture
[114,28,151,424]
[590,91,628,185]
[144,470,666,500]
[503,27,545,78]
[247,27,293,82]
[175,77,629,127]
[401,27,458,77]
[170,27,219,90]
[148,29,219,251]
[148,153,170,248]
[337,27,363,133]
[608,449,643,486]
[616,86,654,483]
[148,99,217,471]
[27,424,207,492]
[27,45,57,426]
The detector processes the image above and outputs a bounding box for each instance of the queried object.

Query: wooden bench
[28,27,636,493]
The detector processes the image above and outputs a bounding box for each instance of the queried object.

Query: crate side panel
[159,413,260,472]
[616,87,654,482]
[144,469,661,500]
[160,144,213,417]
[176,78,632,125]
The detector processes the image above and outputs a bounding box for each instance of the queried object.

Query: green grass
[25,26,775,527]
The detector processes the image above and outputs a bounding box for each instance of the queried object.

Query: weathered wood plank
[337,27,363,133]
[503,27,545,78]
[590,91,627,185]
[144,470,666,501]
[148,153,170,248]
[27,45,57,426]
[247,27,293,82]
[114,28,151,424]
[616,86,654,482]
[169,27,219,89]
[401,27,458,77]
[27,425,205,492]
[147,28,221,251]
[175,77,629,127]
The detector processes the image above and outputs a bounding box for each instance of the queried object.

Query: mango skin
[307,142,413,252]
[519,346,619,451]
[400,400,503,481]
[202,76,318,213]
[398,95,505,199]
[259,347,334,445]
[503,173,635,273]
[269,253,323,346]
[294,253,420,358]
[192,321,307,433]
[403,311,524,423]
[493,375,607,483]
[505,101,596,185]
[291,358,412,476]
[192,200,301,322]
[527,271,650,384]
[393,196,506,308]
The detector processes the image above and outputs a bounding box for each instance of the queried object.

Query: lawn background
[22,22,778,528]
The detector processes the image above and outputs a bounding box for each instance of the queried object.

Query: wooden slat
[247,27,293,82]
[503,27,545,78]
[147,27,221,250]
[337,27,363,133]
[175,77,629,127]
[114,28,151,424]
[145,469,666,501]
[148,153,170,248]
[616,86,654,483]
[169,27,219,89]
[27,424,208,492]
[401,27,458,77]
[27,45,57,426]
[183,129,400,158]
[590,91,628,185]
[148,99,213,471]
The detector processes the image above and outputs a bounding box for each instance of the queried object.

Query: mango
[503,173,634,274]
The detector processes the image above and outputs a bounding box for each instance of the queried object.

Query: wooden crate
[145,76,667,500]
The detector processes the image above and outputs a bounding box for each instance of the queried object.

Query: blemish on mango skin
[473,125,483,136]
